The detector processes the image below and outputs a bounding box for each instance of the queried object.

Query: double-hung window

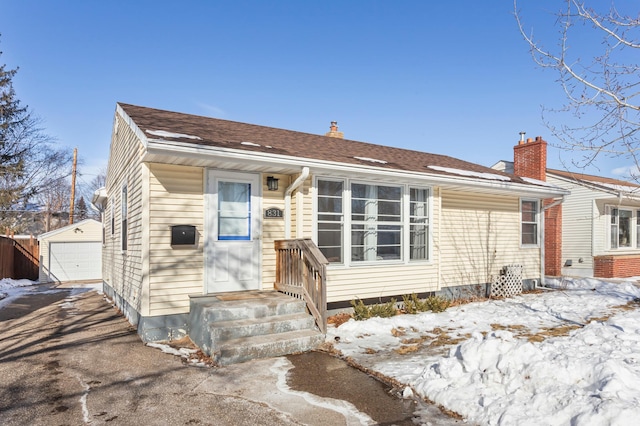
[121,185,128,251]
[610,207,632,249]
[317,180,344,263]
[410,188,429,260]
[110,202,115,237]
[351,183,402,262]
[521,199,539,246]
[316,179,430,264]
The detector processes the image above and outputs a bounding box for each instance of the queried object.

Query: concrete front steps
[189,291,324,365]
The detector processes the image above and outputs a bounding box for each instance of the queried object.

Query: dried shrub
[350,298,398,321]
[402,293,451,314]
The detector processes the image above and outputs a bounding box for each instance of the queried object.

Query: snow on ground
[4,275,640,424]
[327,278,640,425]
[0,278,39,307]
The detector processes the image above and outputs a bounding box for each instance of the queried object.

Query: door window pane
[218,181,251,240]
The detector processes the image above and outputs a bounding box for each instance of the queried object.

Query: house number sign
[264,208,284,218]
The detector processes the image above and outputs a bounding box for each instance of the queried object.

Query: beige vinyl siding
[439,190,540,287]
[324,187,441,303]
[326,263,439,302]
[147,164,204,315]
[547,175,597,276]
[103,114,145,316]
[298,177,313,237]
[262,173,287,289]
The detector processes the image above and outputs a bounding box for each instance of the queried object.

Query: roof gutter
[284,167,309,238]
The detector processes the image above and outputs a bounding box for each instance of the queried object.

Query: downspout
[539,195,566,288]
[285,167,310,239]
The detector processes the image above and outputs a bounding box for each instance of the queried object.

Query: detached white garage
[38,219,103,283]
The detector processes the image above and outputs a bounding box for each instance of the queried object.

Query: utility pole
[69,148,77,225]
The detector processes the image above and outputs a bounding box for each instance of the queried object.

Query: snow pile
[328,278,640,425]
[0,278,38,306]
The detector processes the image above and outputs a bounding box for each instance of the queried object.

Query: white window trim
[314,176,432,267]
[520,198,540,248]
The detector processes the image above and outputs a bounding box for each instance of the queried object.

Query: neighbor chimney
[513,134,547,181]
[325,121,344,139]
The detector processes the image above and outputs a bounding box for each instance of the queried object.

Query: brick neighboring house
[493,136,640,279]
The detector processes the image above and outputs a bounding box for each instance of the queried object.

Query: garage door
[49,241,102,282]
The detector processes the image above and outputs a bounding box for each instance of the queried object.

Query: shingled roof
[118,103,550,189]
[548,168,640,195]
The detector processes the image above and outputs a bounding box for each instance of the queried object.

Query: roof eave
[143,139,568,198]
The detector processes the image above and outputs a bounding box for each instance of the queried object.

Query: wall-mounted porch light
[267,176,279,191]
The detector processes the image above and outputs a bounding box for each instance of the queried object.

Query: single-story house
[493,136,640,278]
[38,219,103,283]
[94,103,568,360]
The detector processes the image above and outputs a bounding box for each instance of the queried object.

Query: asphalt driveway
[0,284,460,425]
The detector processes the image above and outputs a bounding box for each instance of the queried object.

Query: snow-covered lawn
[327,278,640,425]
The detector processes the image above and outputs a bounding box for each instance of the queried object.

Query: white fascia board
[144,139,568,198]
[116,104,149,149]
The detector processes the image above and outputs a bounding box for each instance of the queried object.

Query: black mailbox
[171,225,196,246]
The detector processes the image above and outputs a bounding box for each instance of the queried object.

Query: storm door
[205,170,261,293]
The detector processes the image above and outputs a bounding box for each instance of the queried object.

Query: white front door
[205,170,261,293]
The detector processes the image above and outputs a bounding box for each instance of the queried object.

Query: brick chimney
[513,135,547,181]
[325,121,344,139]
[514,134,562,276]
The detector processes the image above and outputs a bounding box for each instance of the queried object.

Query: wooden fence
[0,236,40,280]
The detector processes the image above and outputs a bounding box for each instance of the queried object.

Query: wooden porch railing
[274,239,328,333]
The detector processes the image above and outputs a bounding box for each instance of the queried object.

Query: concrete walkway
[0,285,461,425]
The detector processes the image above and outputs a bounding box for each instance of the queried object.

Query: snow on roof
[353,156,388,164]
[240,141,261,147]
[521,176,559,188]
[428,165,511,181]
[145,129,202,140]
[590,181,640,195]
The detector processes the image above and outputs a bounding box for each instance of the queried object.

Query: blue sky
[0,1,632,187]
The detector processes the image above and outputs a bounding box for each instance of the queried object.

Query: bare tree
[515,1,640,175]
[36,176,71,232]
[0,37,72,233]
